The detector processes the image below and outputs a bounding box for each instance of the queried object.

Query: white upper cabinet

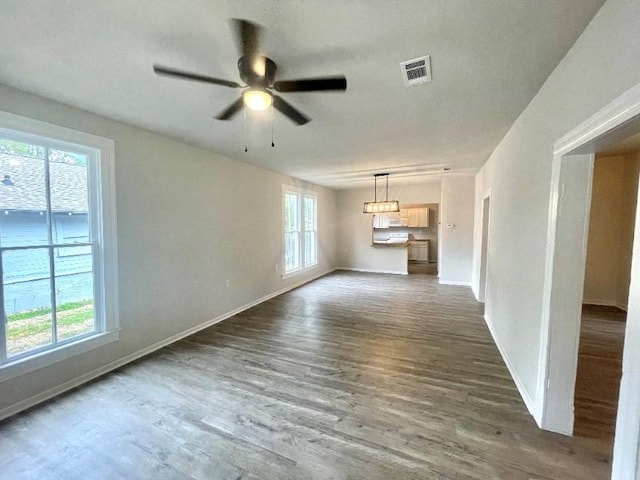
[373,213,390,229]
[405,207,429,227]
[373,206,430,229]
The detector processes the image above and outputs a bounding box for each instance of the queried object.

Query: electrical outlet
[275,264,279,272]
[225,279,230,287]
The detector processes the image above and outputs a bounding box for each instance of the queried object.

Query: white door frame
[538,82,640,479]
[478,189,492,303]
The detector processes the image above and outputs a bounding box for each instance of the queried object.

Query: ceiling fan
[153,19,347,126]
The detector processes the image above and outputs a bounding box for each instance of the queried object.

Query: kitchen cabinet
[408,241,429,262]
[417,207,429,227]
[374,207,429,229]
[373,213,389,229]
[402,207,429,227]
[408,208,419,227]
[416,242,429,261]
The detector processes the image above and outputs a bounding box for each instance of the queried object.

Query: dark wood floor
[574,304,625,450]
[408,261,438,275]
[0,272,612,479]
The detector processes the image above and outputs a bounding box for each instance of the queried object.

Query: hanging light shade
[363,173,400,213]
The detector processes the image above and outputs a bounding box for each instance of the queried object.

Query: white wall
[612,168,640,478]
[618,151,640,309]
[583,154,640,310]
[0,84,337,417]
[336,182,441,274]
[439,176,475,285]
[473,0,640,421]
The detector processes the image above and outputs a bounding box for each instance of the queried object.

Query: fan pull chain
[271,105,275,148]
[243,105,248,152]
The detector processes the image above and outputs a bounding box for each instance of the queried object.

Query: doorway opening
[539,82,640,478]
[573,150,639,459]
[408,202,439,275]
[478,192,491,303]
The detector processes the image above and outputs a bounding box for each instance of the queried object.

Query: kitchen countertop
[371,242,408,247]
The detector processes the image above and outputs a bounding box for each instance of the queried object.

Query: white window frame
[0,110,119,382]
[303,194,317,268]
[282,185,318,279]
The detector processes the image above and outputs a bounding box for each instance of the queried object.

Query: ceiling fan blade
[273,95,310,125]
[215,97,244,120]
[232,18,262,59]
[153,65,241,88]
[273,76,347,92]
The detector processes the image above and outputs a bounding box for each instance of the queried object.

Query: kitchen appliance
[388,216,408,227]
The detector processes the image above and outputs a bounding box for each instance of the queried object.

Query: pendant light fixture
[363,173,400,213]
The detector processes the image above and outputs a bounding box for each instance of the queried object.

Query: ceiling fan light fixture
[243,88,273,111]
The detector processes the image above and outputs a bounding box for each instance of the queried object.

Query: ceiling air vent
[400,55,432,87]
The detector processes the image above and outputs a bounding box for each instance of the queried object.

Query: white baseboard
[439,279,472,286]
[336,267,408,275]
[583,298,628,312]
[616,301,628,312]
[483,313,539,425]
[0,267,335,422]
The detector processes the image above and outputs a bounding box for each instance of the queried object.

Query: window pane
[54,246,95,341]
[0,143,49,247]
[0,138,46,159]
[304,196,315,230]
[304,230,317,267]
[303,195,317,267]
[285,192,298,233]
[53,213,91,255]
[49,149,90,244]
[284,232,300,272]
[3,248,53,357]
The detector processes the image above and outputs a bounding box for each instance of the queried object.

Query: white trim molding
[336,267,408,275]
[438,280,472,286]
[539,81,640,480]
[485,313,538,422]
[554,82,640,158]
[0,110,119,383]
[582,299,629,312]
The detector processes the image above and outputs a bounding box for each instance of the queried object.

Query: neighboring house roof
[0,154,88,212]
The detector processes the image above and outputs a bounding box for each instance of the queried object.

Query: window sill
[282,263,319,281]
[0,330,119,383]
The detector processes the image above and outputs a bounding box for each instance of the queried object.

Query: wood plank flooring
[574,304,625,447]
[0,272,613,479]
[408,261,438,275]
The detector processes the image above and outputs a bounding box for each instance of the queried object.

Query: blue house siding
[4,272,93,314]
[1,212,92,313]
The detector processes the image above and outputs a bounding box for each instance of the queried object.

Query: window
[0,111,118,379]
[283,187,317,276]
[303,195,317,267]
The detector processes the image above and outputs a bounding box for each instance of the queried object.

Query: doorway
[408,202,439,275]
[539,82,640,478]
[478,192,491,303]
[573,152,639,458]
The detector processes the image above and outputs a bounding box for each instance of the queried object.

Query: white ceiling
[0,0,605,189]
